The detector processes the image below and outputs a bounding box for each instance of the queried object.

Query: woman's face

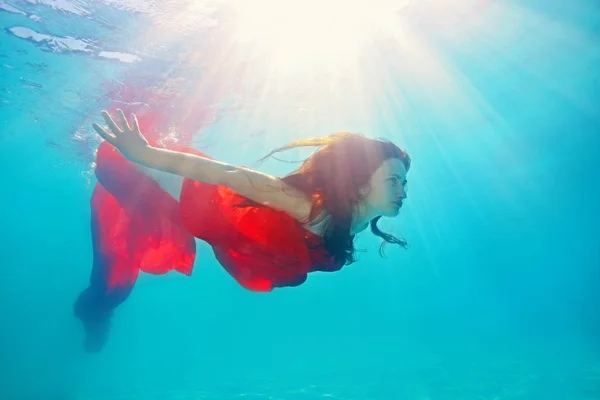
[361,158,408,217]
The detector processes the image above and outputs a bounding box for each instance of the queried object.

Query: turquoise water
[1,0,599,399]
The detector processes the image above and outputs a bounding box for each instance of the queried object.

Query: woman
[75,110,410,352]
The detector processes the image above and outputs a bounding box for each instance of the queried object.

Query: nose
[397,185,407,199]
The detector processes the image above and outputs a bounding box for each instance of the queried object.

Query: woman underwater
[74,109,411,352]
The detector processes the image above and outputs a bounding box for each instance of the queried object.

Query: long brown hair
[259,132,411,265]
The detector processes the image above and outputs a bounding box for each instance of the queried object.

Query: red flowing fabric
[75,77,339,353]
[82,78,340,297]
[180,177,317,291]
[91,142,197,291]
[92,140,331,292]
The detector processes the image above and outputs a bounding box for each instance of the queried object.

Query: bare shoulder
[301,210,330,237]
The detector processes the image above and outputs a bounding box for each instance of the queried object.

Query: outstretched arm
[93,110,314,222]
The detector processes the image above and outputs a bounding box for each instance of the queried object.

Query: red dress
[74,78,346,352]
[75,141,344,327]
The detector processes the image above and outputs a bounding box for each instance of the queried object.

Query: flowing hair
[257,132,411,266]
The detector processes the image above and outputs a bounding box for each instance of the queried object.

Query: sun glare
[229,0,405,73]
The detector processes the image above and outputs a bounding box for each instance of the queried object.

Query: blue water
[1,0,599,399]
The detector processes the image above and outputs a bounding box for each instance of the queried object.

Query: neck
[351,202,379,235]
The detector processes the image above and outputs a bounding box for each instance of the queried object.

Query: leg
[74,184,139,353]
[74,144,196,352]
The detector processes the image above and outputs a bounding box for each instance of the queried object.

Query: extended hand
[92,110,151,162]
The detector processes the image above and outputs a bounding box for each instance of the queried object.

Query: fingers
[117,109,132,132]
[102,110,122,134]
[95,109,141,145]
[92,123,117,145]
[130,112,140,133]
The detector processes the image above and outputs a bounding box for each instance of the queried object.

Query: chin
[384,207,401,217]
